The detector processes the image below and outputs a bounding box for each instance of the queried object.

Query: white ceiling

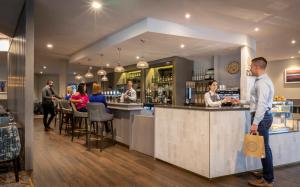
[76,32,241,67]
[31,0,300,68]
[0,0,24,36]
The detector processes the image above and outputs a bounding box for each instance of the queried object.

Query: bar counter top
[107,102,144,111]
[154,105,249,111]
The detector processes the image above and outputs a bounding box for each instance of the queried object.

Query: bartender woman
[204,80,227,107]
[124,81,137,102]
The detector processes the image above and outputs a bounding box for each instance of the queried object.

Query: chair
[0,123,21,182]
[53,99,61,127]
[87,103,114,151]
[70,102,89,143]
[59,100,73,135]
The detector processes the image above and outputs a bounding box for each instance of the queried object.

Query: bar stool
[53,99,60,128]
[87,103,114,151]
[70,102,89,143]
[59,100,73,135]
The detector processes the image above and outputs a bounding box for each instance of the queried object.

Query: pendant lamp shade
[114,48,125,72]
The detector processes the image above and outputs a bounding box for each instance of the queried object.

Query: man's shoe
[44,128,49,132]
[248,178,273,187]
[251,171,263,178]
[47,127,54,131]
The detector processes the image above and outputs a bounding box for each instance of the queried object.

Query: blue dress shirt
[250,74,274,125]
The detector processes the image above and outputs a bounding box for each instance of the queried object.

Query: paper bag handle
[249,132,260,136]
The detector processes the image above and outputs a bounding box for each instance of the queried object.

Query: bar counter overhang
[154,105,300,178]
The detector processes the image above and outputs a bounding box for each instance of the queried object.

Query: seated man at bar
[124,81,137,103]
[70,83,89,112]
[204,80,228,107]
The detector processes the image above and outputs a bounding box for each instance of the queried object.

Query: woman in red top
[70,83,89,112]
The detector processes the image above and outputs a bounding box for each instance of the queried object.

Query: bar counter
[107,102,144,111]
[153,104,249,111]
[107,102,144,146]
[154,105,300,178]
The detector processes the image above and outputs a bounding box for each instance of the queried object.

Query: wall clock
[226,61,240,74]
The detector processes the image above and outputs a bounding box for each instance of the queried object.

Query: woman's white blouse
[204,91,222,107]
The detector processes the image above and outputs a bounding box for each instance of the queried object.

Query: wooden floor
[32,118,300,187]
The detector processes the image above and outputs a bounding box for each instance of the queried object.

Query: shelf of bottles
[116,70,142,100]
[185,68,214,105]
[185,81,210,105]
[192,68,214,81]
[145,65,173,104]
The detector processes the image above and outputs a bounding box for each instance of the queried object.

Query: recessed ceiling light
[180,44,185,48]
[43,66,47,69]
[185,13,191,19]
[291,40,296,44]
[40,71,43,74]
[73,72,77,75]
[254,27,260,32]
[290,56,295,59]
[46,43,53,48]
[106,63,110,67]
[91,1,102,9]
[298,50,300,54]
[0,39,9,52]
[136,56,140,60]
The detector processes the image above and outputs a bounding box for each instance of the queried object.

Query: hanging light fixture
[137,39,149,69]
[137,58,149,69]
[85,66,94,79]
[97,54,107,76]
[101,75,108,82]
[114,48,125,72]
[75,74,83,80]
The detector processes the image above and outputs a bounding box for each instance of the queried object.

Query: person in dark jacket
[42,80,61,131]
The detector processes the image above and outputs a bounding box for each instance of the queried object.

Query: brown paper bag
[243,133,265,158]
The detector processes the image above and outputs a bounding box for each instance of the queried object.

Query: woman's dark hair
[208,80,218,86]
[77,83,86,95]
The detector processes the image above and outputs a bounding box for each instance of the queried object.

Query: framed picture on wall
[285,69,300,83]
[0,80,7,93]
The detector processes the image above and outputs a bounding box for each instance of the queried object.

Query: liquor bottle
[193,72,196,81]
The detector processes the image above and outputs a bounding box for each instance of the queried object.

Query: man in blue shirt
[248,57,274,187]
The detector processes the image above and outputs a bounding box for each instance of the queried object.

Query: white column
[240,46,256,100]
